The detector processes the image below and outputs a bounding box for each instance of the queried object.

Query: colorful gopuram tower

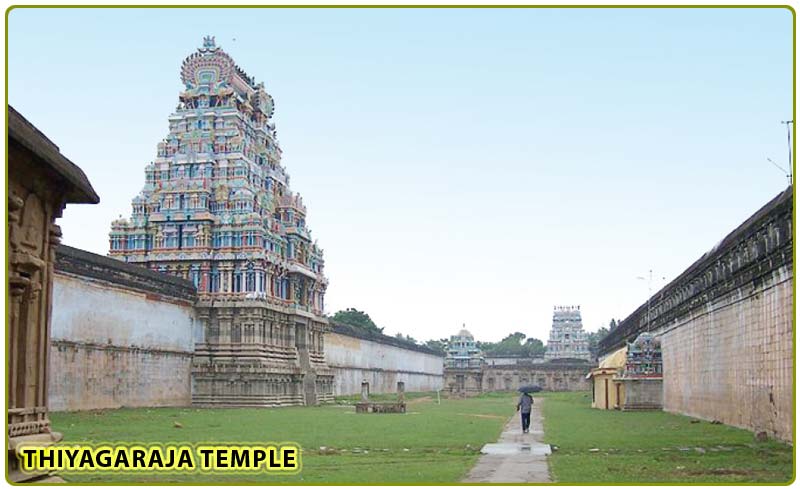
[109,36,332,406]
[545,306,591,361]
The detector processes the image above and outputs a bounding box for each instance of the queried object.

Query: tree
[587,324,612,359]
[424,338,449,353]
[331,308,383,333]
[480,332,546,357]
[394,332,418,345]
[524,337,546,357]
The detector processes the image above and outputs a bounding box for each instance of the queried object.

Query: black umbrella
[518,385,542,394]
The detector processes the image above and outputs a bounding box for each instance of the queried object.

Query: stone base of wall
[49,340,192,411]
[620,378,663,411]
[192,303,333,407]
[191,353,334,407]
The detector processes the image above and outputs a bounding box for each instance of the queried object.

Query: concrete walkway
[462,398,551,483]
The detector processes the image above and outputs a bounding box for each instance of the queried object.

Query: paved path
[462,398,551,483]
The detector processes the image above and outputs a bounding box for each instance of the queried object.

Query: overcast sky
[8,7,793,343]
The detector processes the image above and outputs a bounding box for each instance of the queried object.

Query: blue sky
[8,7,793,343]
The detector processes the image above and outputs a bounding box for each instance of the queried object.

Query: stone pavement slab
[462,398,551,483]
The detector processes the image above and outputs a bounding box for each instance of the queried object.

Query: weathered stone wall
[191,302,333,408]
[481,363,591,392]
[443,361,591,396]
[49,246,199,411]
[619,378,663,411]
[661,264,792,439]
[443,369,484,397]
[599,187,793,441]
[325,324,444,395]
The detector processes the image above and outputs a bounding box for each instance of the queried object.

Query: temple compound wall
[325,323,444,395]
[49,245,199,411]
[48,247,444,409]
[481,362,590,392]
[599,187,793,442]
[443,361,590,396]
[442,325,591,396]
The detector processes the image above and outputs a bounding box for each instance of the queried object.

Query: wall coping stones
[54,245,197,304]
[484,362,590,372]
[599,186,793,355]
[485,353,546,359]
[329,321,445,357]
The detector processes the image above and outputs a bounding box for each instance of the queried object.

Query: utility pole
[781,120,794,184]
[767,158,791,185]
[645,269,652,332]
[637,270,666,332]
[637,270,653,332]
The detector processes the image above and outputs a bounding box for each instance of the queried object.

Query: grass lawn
[49,393,516,484]
[541,392,794,483]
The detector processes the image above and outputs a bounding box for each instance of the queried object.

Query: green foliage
[587,324,612,358]
[541,392,792,483]
[50,395,516,484]
[330,308,383,333]
[479,332,545,357]
[395,333,418,344]
[423,338,449,353]
[524,337,546,356]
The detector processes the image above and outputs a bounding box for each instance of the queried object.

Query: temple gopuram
[443,324,590,396]
[443,327,485,396]
[544,306,591,361]
[109,36,332,406]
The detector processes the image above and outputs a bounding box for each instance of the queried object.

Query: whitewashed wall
[325,331,444,395]
[49,268,198,411]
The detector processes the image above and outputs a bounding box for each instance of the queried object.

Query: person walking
[516,392,533,433]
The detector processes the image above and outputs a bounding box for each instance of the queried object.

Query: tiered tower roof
[109,36,326,316]
[545,305,591,361]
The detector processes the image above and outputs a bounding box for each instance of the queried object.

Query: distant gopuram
[545,306,591,361]
[109,36,332,406]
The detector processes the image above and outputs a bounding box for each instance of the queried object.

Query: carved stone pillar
[361,381,370,402]
[7,106,99,482]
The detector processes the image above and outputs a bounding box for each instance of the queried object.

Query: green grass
[541,392,794,483]
[49,393,517,484]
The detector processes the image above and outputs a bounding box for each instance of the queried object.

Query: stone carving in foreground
[7,106,100,481]
[355,381,407,414]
